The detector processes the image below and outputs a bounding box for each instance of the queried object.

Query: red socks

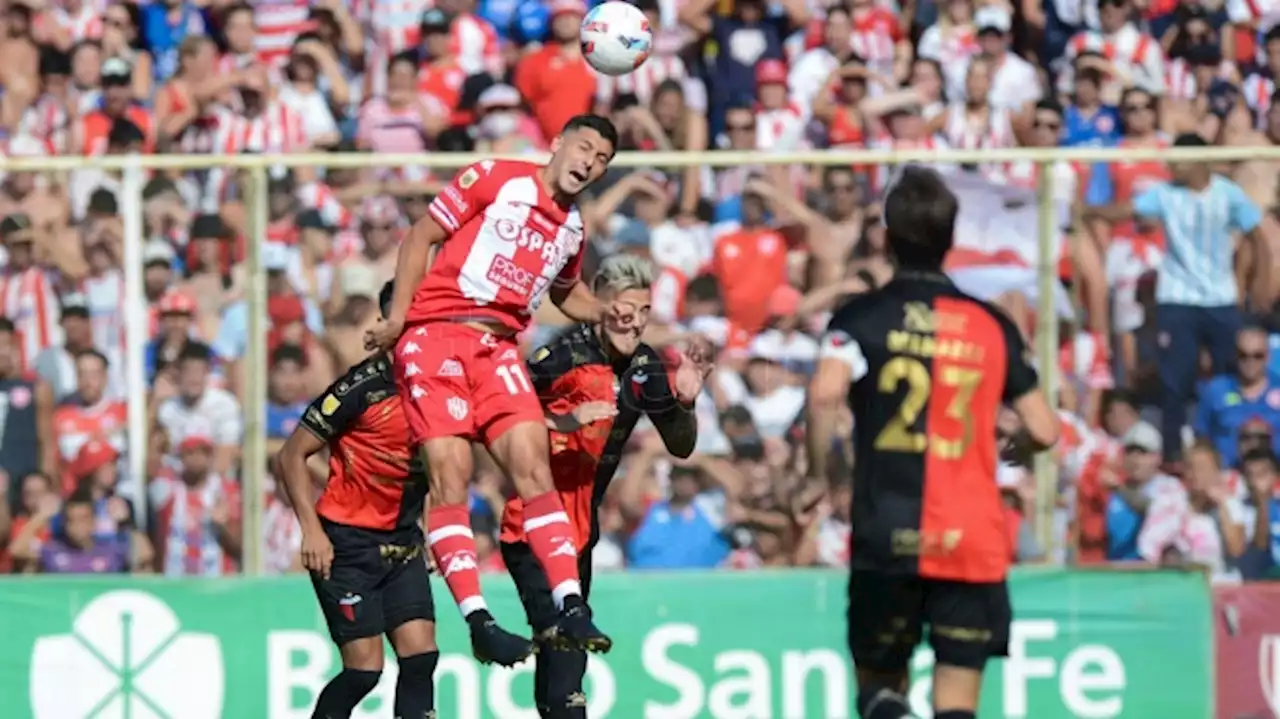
[522,491,582,609]
[426,504,487,617]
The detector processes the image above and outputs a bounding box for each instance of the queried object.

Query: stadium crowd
[0,0,1276,583]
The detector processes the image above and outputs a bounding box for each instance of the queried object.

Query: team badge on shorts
[338,593,362,621]
[447,396,469,420]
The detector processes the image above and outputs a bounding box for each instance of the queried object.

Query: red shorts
[393,323,543,445]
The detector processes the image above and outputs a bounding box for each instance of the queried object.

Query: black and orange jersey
[819,271,1038,583]
[301,355,428,534]
[499,324,696,551]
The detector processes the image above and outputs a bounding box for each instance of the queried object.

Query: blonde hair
[592,255,654,295]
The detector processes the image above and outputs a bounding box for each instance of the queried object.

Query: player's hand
[571,401,618,426]
[301,529,335,580]
[672,336,714,406]
[363,317,404,354]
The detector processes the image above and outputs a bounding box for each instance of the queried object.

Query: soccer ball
[580,1,652,76]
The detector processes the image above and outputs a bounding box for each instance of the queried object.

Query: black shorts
[847,570,1011,672]
[311,519,435,645]
[501,540,593,637]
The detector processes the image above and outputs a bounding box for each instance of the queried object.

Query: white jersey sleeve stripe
[819,331,869,382]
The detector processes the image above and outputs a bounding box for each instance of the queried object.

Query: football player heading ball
[365,115,626,668]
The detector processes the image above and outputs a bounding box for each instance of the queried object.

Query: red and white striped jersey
[262,494,302,575]
[80,268,125,362]
[152,472,242,578]
[1060,330,1115,392]
[253,0,315,69]
[356,0,433,54]
[594,55,689,109]
[53,398,127,465]
[1165,58,1237,101]
[755,102,806,150]
[850,7,903,78]
[1243,72,1276,126]
[1228,0,1280,39]
[16,94,73,155]
[296,181,356,233]
[941,103,1015,151]
[452,13,503,77]
[410,160,587,332]
[203,103,307,210]
[0,267,60,370]
[1060,25,1165,95]
[916,24,978,68]
[43,0,106,42]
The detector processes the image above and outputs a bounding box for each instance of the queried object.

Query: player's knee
[513,462,555,497]
[396,650,439,683]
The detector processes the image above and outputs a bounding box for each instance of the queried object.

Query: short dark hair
[0,317,16,336]
[562,115,619,153]
[179,341,213,365]
[388,50,417,73]
[108,119,145,150]
[1241,449,1279,472]
[1100,389,1138,416]
[883,165,958,271]
[74,348,110,368]
[1036,98,1064,117]
[1173,132,1209,147]
[271,344,307,367]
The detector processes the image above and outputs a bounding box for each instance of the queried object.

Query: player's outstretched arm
[549,278,606,323]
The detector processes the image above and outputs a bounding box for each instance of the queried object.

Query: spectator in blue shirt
[1093,133,1272,461]
[1196,326,1280,465]
[265,345,309,446]
[140,0,208,81]
[1237,450,1279,579]
[626,463,731,569]
[1106,422,1180,560]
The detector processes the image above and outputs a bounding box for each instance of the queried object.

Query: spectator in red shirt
[514,0,595,142]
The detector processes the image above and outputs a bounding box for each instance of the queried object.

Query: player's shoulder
[531,323,603,367]
[331,354,397,400]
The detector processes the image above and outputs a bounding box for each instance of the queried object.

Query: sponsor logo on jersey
[486,255,537,295]
[320,394,340,416]
[447,396,469,420]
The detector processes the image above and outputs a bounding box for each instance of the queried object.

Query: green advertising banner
[0,568,1209,719]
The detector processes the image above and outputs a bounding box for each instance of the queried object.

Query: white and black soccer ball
[580,1,653,76]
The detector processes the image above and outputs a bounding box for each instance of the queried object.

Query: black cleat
[553,598,612,653]
[468,611,536,666]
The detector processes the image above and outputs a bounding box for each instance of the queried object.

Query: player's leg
[502,540,590,718]
[847,570,922,719]
[393,327,534,666]
[309,528,388,719]
[384,549,440,719]
[478,340,609,653]
[922,579,1013,719]
[487,422,610,652]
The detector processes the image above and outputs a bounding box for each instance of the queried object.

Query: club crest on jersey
[458,168,479,189]
[533,346,551,363]
[320,394,340,415]
[447,396,469,421]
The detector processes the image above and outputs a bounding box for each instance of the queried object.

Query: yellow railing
[9,145,1271,573]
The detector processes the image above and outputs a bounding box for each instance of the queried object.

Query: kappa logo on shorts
[338,593,363,622]
[404,362,422,377]
[447,396,469,420]
[437,359,464,377]
[401,341,422,356]
[411,385,427,399]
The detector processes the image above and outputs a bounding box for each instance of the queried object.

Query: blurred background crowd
[0,0,1277,583]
